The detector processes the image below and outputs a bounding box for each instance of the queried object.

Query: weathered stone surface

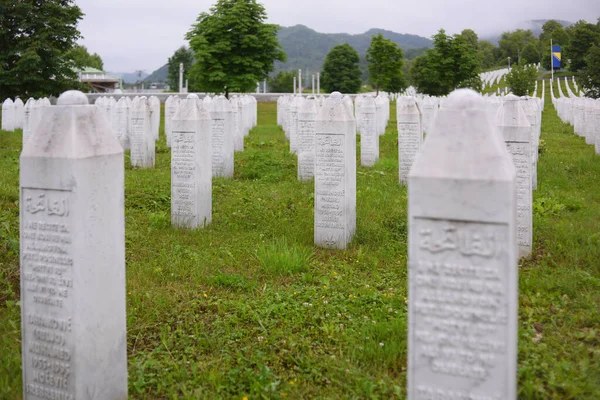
[20,90,127,400]
[408,89,517,400]
[210,96,234,178]
[297,97,317,180]
[129,97,155,168]
[171,96,212,229]
[165,95,180,148]
[314,92,356,249]
[496,94,532,258]
[149,96,161,141]
[2,98,15,131]
[397,97,423,184]
[358,96,378,167]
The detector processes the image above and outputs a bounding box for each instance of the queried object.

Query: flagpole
[551,39,554,82]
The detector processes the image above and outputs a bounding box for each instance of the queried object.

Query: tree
[0,0,83,99]
[66,44,104,70]
[579,44,600,98]
[565,20,600,71]
[498,29,537,62]
[478,40,498,69]
[267,71,294,93]
[540,27,570,70]
[366,33,405,94]
[505,62,538,96]
[522,40,541,64]
[185,0,286,97]
[321,44,362,93]
[167,46,194,91]
[459,29,479,51]
[539,20,564,44]
[410,30,481,96]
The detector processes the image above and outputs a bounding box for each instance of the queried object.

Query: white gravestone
[22,99,34,145]
[297,97,317,181]
[397,97,423,184]
[408,89,517,400]
[149,96,161,141]
[358,96,378,167]
[230,97,244,152]
[14,97,25,129]
[114,98,129,150]
[165,95,180,148]
[129,97,155,168]
[496,94,532,258]
[314,92,356,249]
[20,90,127,400]
[211,96,234,178]
[2,98,15,131]
[289,96,303,154]
[171,96,212,228]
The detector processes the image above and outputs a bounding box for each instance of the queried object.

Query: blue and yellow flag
[552,45,561,69]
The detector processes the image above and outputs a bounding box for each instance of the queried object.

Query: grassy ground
[1,95,599,399]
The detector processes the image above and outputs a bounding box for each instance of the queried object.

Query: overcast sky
[74,0,599,73]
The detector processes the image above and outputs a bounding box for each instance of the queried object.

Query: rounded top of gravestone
[187,94,199,99]
[503,94,518,101]
[57,90,89,106]
[330,91,343,99]
[3,98,14,106]
[444,88,482,110]
[14,97,24,106]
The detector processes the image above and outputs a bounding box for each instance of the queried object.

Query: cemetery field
[1,97,600,399]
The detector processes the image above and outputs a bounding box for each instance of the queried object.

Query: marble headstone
[129,97,155,168]
[171,96,212,228]
[496,94,532,258]
[358,96,378,167]
[408,89,517,400]
[210,96,234,178]
[20,90,127,400]
[397,97,423,184]
[314,92,356,249]
[297,97,317,180]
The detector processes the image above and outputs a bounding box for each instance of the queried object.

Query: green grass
[1,95,599,399]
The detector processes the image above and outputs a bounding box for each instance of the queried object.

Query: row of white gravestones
[23,98,52,146]
[408,89,518,400]
[553,90,600,155]
[278,94,390,173]
[16,89,522,400]
[20,90,128,399]
[2,97,25,131]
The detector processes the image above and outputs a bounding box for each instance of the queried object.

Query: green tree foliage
[522,40,541,64]
[167,46,194,91]
[267,71,294,93]
[410,30,482,96]
[539,20,565,44]
[186,0,286,96]
[459,29,479,50]
[505,62,538,96]
[66,44,104,70]
[565,20,600,71]
[0,0,83,99]
[321,44,362,93]
[478,40,498,69]
[541,26,570,70]
[579,44,600,98]
[498,29,537,62]
[366,34,405,94]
